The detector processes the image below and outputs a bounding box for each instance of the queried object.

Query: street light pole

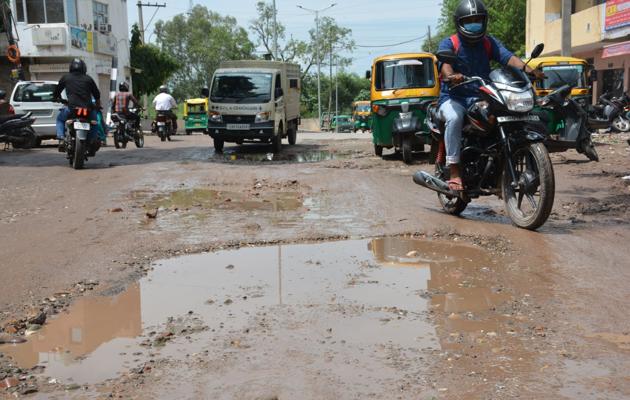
[297,3,336,130]
[272,0,278,60]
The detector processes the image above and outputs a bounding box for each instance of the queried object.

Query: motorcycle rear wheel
[72,137,85,170]
[436,165,467,215]
[502,143,554,230]
[612,116,630,132]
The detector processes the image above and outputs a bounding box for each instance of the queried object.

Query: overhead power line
[356,34,427,48]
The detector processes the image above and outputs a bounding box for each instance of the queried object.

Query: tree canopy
[154,5,255,100]
[129,24,180,98]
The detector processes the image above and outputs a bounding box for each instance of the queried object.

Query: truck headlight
[209,111,223,123]
[255,112,270,123]
[501,90,534,112]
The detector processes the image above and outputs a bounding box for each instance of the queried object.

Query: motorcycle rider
[0,90,13,115]
[438,0,545,191]
[53,58,101,153]
[112,81,141,130]
[152,85,178,132]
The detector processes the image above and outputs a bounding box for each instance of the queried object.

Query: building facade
[527,0,630,101]
[0,0,131,108]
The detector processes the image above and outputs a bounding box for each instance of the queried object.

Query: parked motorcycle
[112,108,144,149]
[609,93,630,132]
[155,111,173,142]
[0,112,37,149]
[587,92,623,132]
[532,84,599,161]
[64,105,100,169]
[414,44,555,231]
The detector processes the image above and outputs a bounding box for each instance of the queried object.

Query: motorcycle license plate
[497,115,540,123]
[157,122,166,126]
[227,124,250,130]
[73,122,90,130]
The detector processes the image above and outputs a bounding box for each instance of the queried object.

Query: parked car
[10,81,64,145]
[331,115,353,132]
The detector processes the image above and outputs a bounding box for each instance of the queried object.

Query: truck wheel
[272,125,282,153]
[213,138,224,153]
[288,126,297,145]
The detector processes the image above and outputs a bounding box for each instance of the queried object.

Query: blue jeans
[438,99,467,165]
[56,106,99,140]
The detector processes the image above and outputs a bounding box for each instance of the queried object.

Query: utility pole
[335,57,338,134]
[297,4,336,130]
[427,25,432,52]
[137,2,166,45]
[561,0,572,56]
[272,0,278,60]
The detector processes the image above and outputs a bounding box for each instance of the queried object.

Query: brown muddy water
[211,149,345,163]
[0,238,516,396]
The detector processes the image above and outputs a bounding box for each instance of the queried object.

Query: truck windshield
[540,65,586,89]
[375,58,435,91]
[210,73,272,104]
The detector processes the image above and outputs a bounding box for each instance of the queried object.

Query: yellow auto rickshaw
[352,100,371,133]
[367,53,440,164]
[528,56,591,104]
[183,98,209,135]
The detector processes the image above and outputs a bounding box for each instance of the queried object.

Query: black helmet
[159,85,169,93]
[0,89,5,100]
[118,81,129,92]
[454,0,489,44]
[69,58,87,74]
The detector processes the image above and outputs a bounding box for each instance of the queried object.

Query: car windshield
[375,58,435,91]
[541,65,585,89]
[210,73,272,104]
[12,83,58,102]
[355,104,370,112]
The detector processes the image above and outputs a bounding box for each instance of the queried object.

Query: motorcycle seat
[0,114,21,124]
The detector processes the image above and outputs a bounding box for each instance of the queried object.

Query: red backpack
[450,34,493,60]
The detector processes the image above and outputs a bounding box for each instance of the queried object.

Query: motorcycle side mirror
[365,70,371,80]
[435,50,459,65]
[201,87,210,98]
[530,43,544,59]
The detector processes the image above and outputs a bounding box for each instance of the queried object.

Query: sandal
[447,178,464,192]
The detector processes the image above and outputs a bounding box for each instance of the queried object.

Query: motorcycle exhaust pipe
[413,170,458,197]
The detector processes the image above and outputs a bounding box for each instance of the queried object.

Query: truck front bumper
[207,121,275,141]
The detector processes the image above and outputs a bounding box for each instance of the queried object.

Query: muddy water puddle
[0,238,520,395]
[211,149,347,163]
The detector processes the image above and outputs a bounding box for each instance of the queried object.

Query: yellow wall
[527,0,602,55]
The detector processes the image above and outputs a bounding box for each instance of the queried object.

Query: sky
[127,0,443,75]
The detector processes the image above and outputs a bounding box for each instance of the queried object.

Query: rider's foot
[448,164,464,191]
[57,140,65,152]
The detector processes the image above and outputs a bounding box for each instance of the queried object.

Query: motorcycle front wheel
[612,116,630,132]
[135,131,144,148]
[502,143,555,230]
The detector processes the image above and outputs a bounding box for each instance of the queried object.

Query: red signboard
[602,40,630,58]
[606,0,630,31]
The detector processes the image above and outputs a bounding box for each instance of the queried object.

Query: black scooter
[0,112,37,149]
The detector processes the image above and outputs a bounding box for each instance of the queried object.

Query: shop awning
[602,40,630,58]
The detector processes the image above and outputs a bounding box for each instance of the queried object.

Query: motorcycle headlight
[209,111,223,123]
[255,112,270,123]
[501,90,534,112]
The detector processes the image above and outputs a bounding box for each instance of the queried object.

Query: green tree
[129,24,180,98]
[249,1,308,62]
[354,88,371,102]
[423,0,526,56]
[154,5,255,100]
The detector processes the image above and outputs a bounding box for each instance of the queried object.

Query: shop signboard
[605,0,630,31]
[70,27,93,52]
[602,40,630,58]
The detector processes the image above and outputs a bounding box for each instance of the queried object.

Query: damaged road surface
[1,133,630,399]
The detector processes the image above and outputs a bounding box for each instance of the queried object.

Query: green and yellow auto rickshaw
[367,53,440,164]
[183,98,209,135]
[352,100,371,132]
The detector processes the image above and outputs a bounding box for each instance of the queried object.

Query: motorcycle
[414,44,555,231]
[155,111,173,142]
[0,112,37,149]
[64,105,100,169]
[112,108,144,149]
[587,92,623,132]
[610,93,630,132]
[532,84,599,161]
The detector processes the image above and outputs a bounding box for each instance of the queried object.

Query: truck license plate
[227,124,250,130]
[73,122,90,130]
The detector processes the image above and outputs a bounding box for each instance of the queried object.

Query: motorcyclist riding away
[152,85,177,132]
[112,81,141,129]
[438,0,545,192]
[53,58,101,152]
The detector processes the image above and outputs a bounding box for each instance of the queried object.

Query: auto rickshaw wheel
[213,138,224,153]
[374,144,383,157]
[402,138,413,164]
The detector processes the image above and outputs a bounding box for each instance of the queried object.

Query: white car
[10,81,64,144]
